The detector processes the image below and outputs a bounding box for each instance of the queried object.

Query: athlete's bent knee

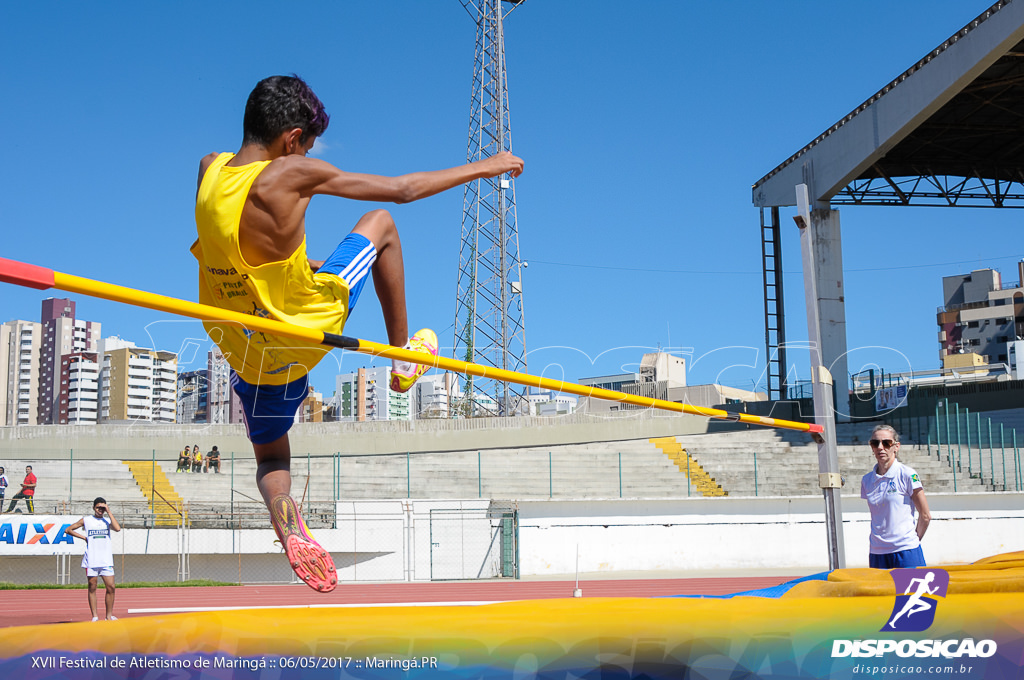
[355,209,398,245]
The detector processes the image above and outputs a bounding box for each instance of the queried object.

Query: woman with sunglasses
[860,424,932,568]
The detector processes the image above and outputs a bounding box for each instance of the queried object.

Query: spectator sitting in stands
[177,447,191,473]
[192,445,203,473]
[206,447,221,473]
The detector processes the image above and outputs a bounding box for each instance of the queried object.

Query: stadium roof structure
[753,0,1024,209]
[748,6,1024,565]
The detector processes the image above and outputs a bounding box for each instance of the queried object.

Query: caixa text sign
[0,516,85,556]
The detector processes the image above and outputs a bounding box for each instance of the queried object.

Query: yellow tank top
[191,152,350,385]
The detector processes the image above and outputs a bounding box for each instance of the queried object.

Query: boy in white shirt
[65,497,122,621]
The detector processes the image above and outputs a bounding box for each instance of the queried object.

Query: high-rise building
[0,320,42,426]
[334,366,410,421]
[410,373,461,419]
[37,298,100,424]
[206,346,243,424]
[100,340,177,423]
[177,369,209,424]
[59,351,100,424]
[937,265,1024,366]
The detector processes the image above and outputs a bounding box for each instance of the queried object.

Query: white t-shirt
[860,460,923,554]
[81,514,115,570]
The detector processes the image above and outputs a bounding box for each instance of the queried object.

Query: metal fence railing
[926,398,1024,493]
[2,446,707,511]
[860,395,1023,493]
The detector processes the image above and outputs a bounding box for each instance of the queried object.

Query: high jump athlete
[193,75,523,591]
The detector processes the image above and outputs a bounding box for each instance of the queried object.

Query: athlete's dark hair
[242,75,330,147]
[93,497,106,507]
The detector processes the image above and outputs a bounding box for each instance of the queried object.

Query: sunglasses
[869,439,895,449]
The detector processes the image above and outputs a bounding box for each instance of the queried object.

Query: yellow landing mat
[2,554,1022,679]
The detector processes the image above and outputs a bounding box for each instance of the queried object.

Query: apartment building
[59,351,100,424]
[334,366,411,421]
[101,340,177,423]
[0,320,42,426]
[938,264,1024,366]
[527,388,578,416]
[205,346,244,424]
[37,298,101,424]
[299,386,323,423]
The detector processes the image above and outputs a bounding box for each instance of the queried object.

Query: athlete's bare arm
[64,518,86,542]
[97,503,122,532]
[289,151,523,203]
[242,151,524,266]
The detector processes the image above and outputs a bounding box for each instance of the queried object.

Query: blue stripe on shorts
[318,232,377,314]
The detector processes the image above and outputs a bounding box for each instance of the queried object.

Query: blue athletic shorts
[232,232,378,445]
[231,370,310,444]
[317,232,377,314]
[869,546,926,569]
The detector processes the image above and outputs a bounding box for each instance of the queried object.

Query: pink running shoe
[390,328,439,393]
[270,494,337,593]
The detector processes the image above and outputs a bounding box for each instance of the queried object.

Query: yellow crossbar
[0,256,823,434]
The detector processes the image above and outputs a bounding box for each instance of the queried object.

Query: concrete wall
[0,409,709,459]
[3,492,1019,584]
[517,492,1024,575]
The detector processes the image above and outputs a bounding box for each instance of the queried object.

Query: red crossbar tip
[0,257,55,290]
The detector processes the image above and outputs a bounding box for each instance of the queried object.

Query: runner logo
[883,568,949,633]
[832,567,997,659]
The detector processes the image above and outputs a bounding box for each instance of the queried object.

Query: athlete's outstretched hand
[478,151,524,179]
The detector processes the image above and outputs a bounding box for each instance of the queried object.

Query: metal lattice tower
[452,0,527,417]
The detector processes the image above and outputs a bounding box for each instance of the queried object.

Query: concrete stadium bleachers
[679,427,993,497]
[1,458,149,519]
[3,422,1004,525]
[153,439,699,510]
[157,431,995,506]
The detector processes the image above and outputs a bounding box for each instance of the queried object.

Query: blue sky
[1,1,1017,400]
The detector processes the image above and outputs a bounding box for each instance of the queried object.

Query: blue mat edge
[665,571,832,599]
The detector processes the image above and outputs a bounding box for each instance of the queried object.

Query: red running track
[0,575,796,627]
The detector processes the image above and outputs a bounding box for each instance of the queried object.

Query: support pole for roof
[796,184,847,571]
[799,191,852,421]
